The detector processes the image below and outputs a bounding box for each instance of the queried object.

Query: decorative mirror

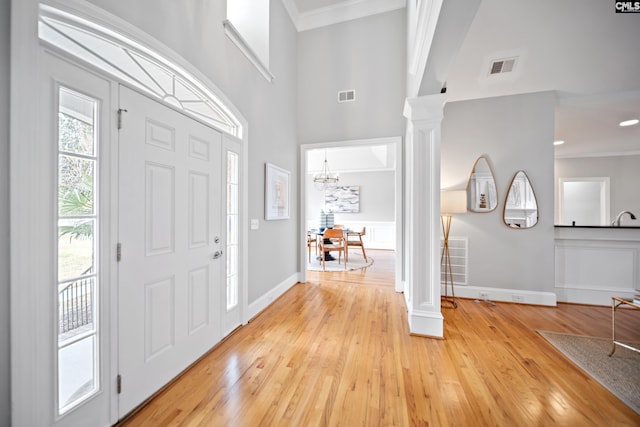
[466,156,498,212]
[503,171,538,228]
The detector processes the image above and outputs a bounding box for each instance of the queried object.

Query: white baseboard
[556,287,636,306]
[451,285,557,306]
[247,273,299,320]
[407,307,444,338]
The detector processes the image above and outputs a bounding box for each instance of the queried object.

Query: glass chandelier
[313,151,339,191]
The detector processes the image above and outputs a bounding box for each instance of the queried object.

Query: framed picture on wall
[325,185,360,213]
[265,163,290,220]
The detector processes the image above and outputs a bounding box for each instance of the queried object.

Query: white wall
[0,0,10,422]
[441,92,556,298]
[297,9,406,144]
[306,170,396,250]
[555,155,640,225]
[86,0,299,304]
[306,170,395,224]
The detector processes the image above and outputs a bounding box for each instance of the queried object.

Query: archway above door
[39,3,243,138]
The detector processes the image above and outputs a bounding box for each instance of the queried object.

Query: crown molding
[280,0,299,27]
[282,0,406,32]
[555,150,640,159]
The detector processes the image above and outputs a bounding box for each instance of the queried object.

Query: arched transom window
[39,4,242,138]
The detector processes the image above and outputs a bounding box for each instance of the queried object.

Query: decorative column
[403,94,447,338]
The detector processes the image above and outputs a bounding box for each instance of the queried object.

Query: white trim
[223,20,275,83]
[11,0,50,424]
[107,81,120,424]
[222,19,274,83]
[453,286,557,306]
[280,0,299,27]
[406,308,444,338]
[555,150,640,159]
[393,138,404,293]
[556,287,635,306]
[296,0,406,32]
[407,0,442,97]
[247,273,299,320]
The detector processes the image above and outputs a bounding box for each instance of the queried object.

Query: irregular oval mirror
[466,156,498,212]
[503,171,538,228]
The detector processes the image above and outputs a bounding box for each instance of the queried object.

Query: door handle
[212,250,223,260]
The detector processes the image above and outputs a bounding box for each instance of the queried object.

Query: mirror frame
[466,156,498,213]
[503,170,539,229]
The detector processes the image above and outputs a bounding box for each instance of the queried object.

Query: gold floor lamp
[440,190,467,308]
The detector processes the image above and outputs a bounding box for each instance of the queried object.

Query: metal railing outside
[58,267,94,334]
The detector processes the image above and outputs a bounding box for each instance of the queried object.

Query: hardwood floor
[119,250,640,426]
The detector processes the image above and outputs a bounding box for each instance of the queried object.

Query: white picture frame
[264,163,290,220]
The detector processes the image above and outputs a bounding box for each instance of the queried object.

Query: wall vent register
[338,90,356,103]
[489,57,517,75]
[440,237,468,286]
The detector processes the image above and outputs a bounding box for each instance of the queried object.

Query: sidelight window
[56,87,100,414]
[226,151,239,310]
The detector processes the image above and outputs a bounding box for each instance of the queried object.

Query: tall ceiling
[284,0,405,31]
[294,0,348,14]
[444,0,640,158]
[290,0,640,158]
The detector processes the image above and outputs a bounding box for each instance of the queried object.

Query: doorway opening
[558,177,610,226]
[301,138,403,292]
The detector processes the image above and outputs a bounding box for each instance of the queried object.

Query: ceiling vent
[489,57,517,75]
[338,90,356,103]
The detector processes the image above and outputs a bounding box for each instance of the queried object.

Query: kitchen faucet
[611,211,637,226]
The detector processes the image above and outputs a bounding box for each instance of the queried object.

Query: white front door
[117,86,224,417]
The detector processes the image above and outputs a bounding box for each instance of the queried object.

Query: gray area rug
[538,330,640,414]
[307,253,374,272]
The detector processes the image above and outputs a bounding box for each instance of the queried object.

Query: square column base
[407,307,444,338]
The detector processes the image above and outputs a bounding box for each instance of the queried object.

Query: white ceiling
[307,144,396,174]
[444,0,640,158]
[285,0,405,31]
[291,0,640,158]
[294,0,347,14]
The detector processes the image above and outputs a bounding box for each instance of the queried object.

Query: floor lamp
[440,190,467,308]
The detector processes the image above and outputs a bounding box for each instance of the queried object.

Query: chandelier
[313,151,339,190]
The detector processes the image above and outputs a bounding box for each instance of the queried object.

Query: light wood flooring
[119,250,640,426]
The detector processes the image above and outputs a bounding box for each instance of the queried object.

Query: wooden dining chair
[328,224,343,244]
[319,228,347,270]
[346,227,367,262]
[307,233,317,263]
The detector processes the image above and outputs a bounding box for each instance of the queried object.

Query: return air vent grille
[489,57,517,75]
[338,90,356,103]
[440,237,468,285]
